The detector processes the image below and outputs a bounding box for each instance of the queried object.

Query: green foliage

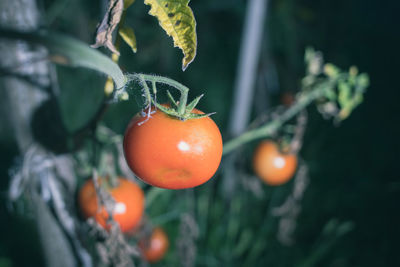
[119,26,138,53]
[0,258,12,267]
[0,28,126,89]
[1,0,400,267]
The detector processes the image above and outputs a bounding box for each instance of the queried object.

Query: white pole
[228,0,268,136]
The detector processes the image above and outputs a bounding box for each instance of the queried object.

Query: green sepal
[154,102,181,118]
[185,94,204,113]
[186,112,216,120]
[166,90,179,108]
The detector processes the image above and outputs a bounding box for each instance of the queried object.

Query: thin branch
[223,80,333,155]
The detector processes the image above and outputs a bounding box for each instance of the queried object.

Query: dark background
[1,0,399,266]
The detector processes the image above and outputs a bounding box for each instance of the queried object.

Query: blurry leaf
[338,80,351,108]
[91,0,123,55]
[104,76,115,95]
[152,210,181,225]
[357,73,370,88]
[233,229,253,257]
[349,66,358,76]
[325,88,336,101]
[33,192,77,267]
[144,0,197,71]
[123,0,135,9]
[305,47,323,75]
[0,29,126,88]
[322,218,339,236]
[336,221,355,236]
[58,66,105,133]
[118,26,137,53]
[226,196,242,242]
[324,63,339,78]
[111,52,119,62]
[0,258,12,267]
[145,187,172,208]
[304,47,315,63]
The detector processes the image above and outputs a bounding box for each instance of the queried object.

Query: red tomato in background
[139,227,169,263]
[123,107,223,189]
[281,92,295,107]
[78,177,145,233]
[253,141,297,185]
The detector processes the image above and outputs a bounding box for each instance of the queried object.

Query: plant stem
[138,74,153,106]
[223,80,333,155]
[136,74,190,115]
[177,91,188,115]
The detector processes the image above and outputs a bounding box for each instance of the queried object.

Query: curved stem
[138,74,190,93]
[134,74,190,115]
[138,74,153,107]
[223,80,334,155]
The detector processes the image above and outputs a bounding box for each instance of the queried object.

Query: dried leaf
[118,26,137,53]
[144,0,197,71]
[91,0,124,55]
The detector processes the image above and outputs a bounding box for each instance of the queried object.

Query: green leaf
[186,112,216,120]
[338,80,351,108]
[118,26,137,53]
[324,63,339,78]
[144,0,197,71]
[357,73,370,88]
[0,28,126,88]
[166,90,179,108]
[124,0,136,9]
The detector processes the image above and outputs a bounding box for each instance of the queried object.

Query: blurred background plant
[0,0,399,266]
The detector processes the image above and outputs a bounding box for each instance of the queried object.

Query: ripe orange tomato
[252,141,297,185]
[139,227,169,263]
[123,106,223,189]
[78,177,145,233]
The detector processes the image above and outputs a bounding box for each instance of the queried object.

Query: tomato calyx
[154,93,215,121]
[124,73,216,121]
[276,138,292,154]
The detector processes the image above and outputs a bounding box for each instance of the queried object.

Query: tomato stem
[108,174,119,188]
[137,74,153,109]
[129,74,192,119]
[222,79,335,155]
[223,55,369,155]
